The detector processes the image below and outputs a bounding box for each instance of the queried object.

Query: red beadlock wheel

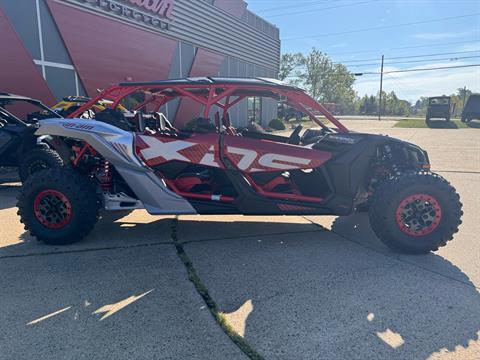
[395,193,442,237]
[18,168,99,245]
[33,189,73,229]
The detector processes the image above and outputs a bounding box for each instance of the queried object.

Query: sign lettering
[121,0,173,19]
[70,0,172,31]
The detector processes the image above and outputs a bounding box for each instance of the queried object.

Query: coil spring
[384,145,402,176]
[98,160,113,192]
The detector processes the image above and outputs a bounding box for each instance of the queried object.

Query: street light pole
[378,55,384,121]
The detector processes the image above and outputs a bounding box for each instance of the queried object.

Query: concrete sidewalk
[0,245,246,360]
[0,188,245,360]
[183,222,480,359]
[1,126,479,359]
[180,126,480,359]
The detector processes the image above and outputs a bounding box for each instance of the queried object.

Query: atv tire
[19,147,64,183]
[17,168,99,245]
[369,171,462,254]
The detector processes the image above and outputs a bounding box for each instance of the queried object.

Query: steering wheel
[288,124,303,145]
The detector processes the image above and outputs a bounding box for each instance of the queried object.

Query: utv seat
[221,113,239,136]
[96,108,132,131]
[152,112,177,134]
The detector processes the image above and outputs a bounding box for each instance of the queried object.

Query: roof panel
[119,77,300,90]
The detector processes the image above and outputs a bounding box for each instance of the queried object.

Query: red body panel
[224,135,331,173]
[135,133,223,169]
[135,132,331,173]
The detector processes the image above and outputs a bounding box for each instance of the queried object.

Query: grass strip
[170,217,264,360]
[394,119,469,128]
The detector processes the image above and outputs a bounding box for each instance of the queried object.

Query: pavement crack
[0,241,173,260]
[180,228,326,245]
[301,217,480,291]
[171,216,264,360]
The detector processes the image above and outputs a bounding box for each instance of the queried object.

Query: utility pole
[462,85,467,110]
[378,55,384,121]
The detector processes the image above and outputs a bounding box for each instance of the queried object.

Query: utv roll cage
[0,93,62,125]
[66,77,349,133]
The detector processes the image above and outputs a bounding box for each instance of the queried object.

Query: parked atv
[461,94,480,124]
[17,78,463,254]
[426,96,452,124]
[0,93,64,182]
[50,95,128,118]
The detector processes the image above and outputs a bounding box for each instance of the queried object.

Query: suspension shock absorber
[98,159,113,192]
[383,144,402,176]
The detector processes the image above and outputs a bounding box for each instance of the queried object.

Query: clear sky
[247,0,480,102]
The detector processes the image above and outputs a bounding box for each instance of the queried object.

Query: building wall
[0,0,280,127]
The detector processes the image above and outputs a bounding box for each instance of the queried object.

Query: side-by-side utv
[17,78,462,254]
[0,93,64,182]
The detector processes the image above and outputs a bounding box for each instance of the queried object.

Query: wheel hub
[395,194,442,236]
[33,190,72,229]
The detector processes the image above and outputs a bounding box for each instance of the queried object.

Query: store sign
[70,0,173,31]
[120,0,173,19]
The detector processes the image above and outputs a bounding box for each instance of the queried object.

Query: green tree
[457,87,472,103]
[293,48,357,112]
[278,53,302,81]
[413,97,429,116]
[279,49,357,115]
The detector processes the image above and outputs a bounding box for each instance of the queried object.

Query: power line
[284,63,480,78]
[292,52,480,69]
[263,0,378,18]
[341,55,480,68]
[323,39,480,57]
[282,13,480,40]
[336,50,480,64]
[382,73,422,95]
[389,39,480,52]
[362,64,480,75]
[387,49,480,60]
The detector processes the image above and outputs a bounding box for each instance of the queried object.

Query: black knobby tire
[17,168,99,245]
[369,171,462,254]
[19,147,64,183]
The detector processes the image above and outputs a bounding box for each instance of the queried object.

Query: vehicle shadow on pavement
[2,204,479,359]
[466,120,480,128]
[179,215,480,359]
[0,183,21,211]
[1,214,173,258]
[426,120,459,129]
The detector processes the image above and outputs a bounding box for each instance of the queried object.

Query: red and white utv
[17,78,462,253]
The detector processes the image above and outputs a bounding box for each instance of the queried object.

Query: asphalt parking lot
[0,121,479,359]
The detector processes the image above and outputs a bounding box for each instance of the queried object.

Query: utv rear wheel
[17,168,99,245]
[369,172,462,254]
[19,148,63,183]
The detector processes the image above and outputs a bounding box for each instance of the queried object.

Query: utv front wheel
[19,147,64,183]
[17,168,99,245]
[369,172,462,254]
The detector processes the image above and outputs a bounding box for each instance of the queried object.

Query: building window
[247,97,262,123]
